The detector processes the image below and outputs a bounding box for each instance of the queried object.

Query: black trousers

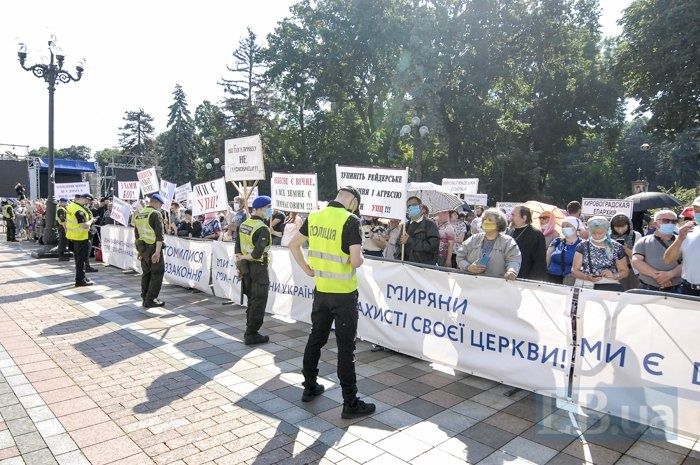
[140,244,164,302]
[303,290,359,404]
[5,219,15,241]
[72,239,90,283]
[57,225,68,256]
[242,261,269,336]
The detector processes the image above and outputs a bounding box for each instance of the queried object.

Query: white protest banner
[496,202,520,215]
[137,167,159,194]
[175,182,191,203]
[159,180,177,210]
[211,241,245,304]
[581,198,633,219]
[573,291,700,437]
[162,236,212,294]
[118,181,140,201]
[442,178,479,195]
[335,165,408,220]
[100,225,141,272]
[271,172,318,213]
[191,178,228,216]
[225,135,265,181]
[463,193,488,206]
[54,182,90,200]
[110,197,132,227]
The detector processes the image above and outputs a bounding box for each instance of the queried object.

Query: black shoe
[244,333,270,345]
[341,399,376,419]
[85,267,99,272]
[58,256,70,261]
[302,384,325,402]
[75,280,93,287]
[143,299,165,308]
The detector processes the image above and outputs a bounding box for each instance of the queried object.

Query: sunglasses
[658,219,678,224]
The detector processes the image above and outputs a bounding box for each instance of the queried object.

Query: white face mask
[233,203,241,210]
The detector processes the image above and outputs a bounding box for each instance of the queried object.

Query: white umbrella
[407,182,463,213]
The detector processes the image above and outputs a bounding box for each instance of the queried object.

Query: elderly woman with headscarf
[538,211,559,248]
[546,216,583,285]
[571,216,628,291]
[609,213,641,290]
[201,212,222,240]
[457,208,521,280]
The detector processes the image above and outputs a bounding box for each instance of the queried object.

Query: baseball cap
[79,193,94,201]
[150,193,165,205]
[58,198,68,203]
[338,186,361,204]
[693,196,700,207]
[252,195,272,209]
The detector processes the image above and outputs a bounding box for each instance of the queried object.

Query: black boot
[302,383,325,402]
[244,333,269,345]
[341,399,376,419]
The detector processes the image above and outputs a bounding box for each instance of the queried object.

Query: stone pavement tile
[412,447,469,465]
[49,397,98,417]
[364,452,406,465]
[388,365,426,380]
[426,410,477,434]
[25,368,65,384]
[369,372,408,387]
[21,448,57,465]
[82,436,142,465]
[450,399,497,421]
[43,433,78,456]
[26,406,56,423]
[344,418,393,443]
[0,457,26,465]
[0,405,27,422]
[14,431,46,454]
[370,388,413,407]
[397,398,443,420]
[584,416,646,453]
[40,386,86,405]
[373,407,422,431]
[70,421,124,448]
[562,440,622,465]
[625,440,686,465]
[520,425,578,451]
[616,455,654,465]
[0,430,16,448]
[58,407,111,431]
[32,378,75,394]
[639,428,696,456]
[438,435,494,463]
[402,421,455,446]
[337,438,383,463]
[34,419,65,438]
[462,422,516,449]
[109,453,155,465]
[502,437,558,464]
[393,380,434,398]
[441,381,482,400]
[0,447,20,461]
[546,452,590,465]
[374,432,432,462]
[419,389,464,409]
[470,389,517,410]
[355,378,388,396]
[484,411,534,435]
[55,450,91,465]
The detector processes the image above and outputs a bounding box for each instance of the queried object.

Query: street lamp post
[400,116,429,182]
[17,37,84,256]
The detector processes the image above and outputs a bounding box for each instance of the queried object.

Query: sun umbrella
[523,200,565,235]
[625,191,681,212]
[407,182,463,213]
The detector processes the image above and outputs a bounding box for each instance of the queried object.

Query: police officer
[235,195,273,345]
[288,186,376,419]
[134,194,166,308]
[2,200,17,242]
[66,194,95,286]
[56,198,70,260]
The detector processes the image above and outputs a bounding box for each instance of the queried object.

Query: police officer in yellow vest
[66,194,95,286]
[56,198,70,260]
[235,195,273,345]
[2,200,17,242]
[289,186,376,419]
[134,194,166,308]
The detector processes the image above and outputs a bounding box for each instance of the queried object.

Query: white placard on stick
[175,182,191,203]
[117,181,140,201]
[224,135,265,181]
[463,193,488,206]
[54,182,90,200]
[136,167,159,194]
[581,198,633,219]
[271,172,318,213]
[110,197,132,226]
[442,178,479,195]
[335,165,408,220]
[159,180,177,210]
[192,178,228,216]
[496,202,521,215]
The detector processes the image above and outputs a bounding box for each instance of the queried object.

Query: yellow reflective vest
[239,217,270,263]
[56,205,67,226]
[65,202,89,241]
[2,204,13,219]
[134,206,159,245]
[307,206,357,293]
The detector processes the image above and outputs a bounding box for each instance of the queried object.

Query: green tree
[118,109,156,166]
[616,0,700,138]
[93,148,123,169]
[161,85,198,185]
[194,101,230,182]
[29,145,91,161]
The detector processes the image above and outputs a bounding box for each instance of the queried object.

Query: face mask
[590,235,606,244]
[658,223,676,235]
[263,207,273,220]
[233,203,241,211]
[695,213,700,223]
[482,220,497,232]
[562,227,576,237]
[407,205,421,219]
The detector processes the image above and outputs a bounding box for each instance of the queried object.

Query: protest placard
[117,181,140,201]
[463,193,488,206]
[581,198,633,218]
[175,182,191,203]
[192,178,228,216]
[110,197,132,226]
[136,167,159,194]
[54,182,90,200]
[496,202,520,215]
[442,178,479,195]
[335,165,408,220]
[271,172,318,213]
[159,180,177,210]
[224,135,265,181]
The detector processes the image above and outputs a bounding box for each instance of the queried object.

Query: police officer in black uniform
[56,198,70,260]
[235,195,273,345]
[134,194,166,308]
[289,187,376,419]
[2,200,16,242]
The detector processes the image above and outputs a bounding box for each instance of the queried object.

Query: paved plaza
[0,241,698,465]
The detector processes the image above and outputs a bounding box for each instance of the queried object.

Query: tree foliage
[161,85,198,185]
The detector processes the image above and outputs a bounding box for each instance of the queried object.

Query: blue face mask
[407,205,421,219]
[695,213,700,224]
[658,223,676,235]
[562,227,576,237]
[263,207,273,220]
